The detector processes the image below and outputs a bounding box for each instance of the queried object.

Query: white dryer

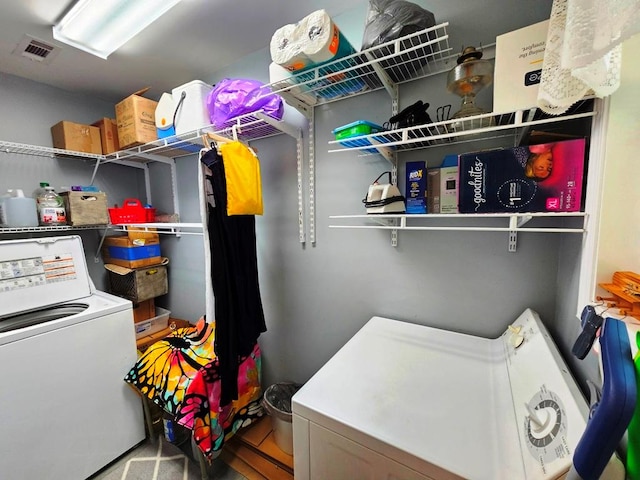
[0,236,145,480]
[292,309,625,480]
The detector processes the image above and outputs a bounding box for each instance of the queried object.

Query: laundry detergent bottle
[37,185,66,226]
[0,189,39,227]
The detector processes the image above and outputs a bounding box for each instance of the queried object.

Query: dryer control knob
[511,334,525,348]
[508,325,525,348]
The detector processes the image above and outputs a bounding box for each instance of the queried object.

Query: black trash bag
[263,383,302,415]
[361,0,436,50]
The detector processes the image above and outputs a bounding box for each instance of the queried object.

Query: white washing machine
[292,309,624,480]
[0,236,145,480]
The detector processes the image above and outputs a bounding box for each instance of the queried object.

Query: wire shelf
[101,111,299,163]
[328,99,597,154]
[0,140,106,161]
[269,23,451,107]
[0,225,104,233]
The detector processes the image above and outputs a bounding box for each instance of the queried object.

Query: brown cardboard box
[115,88,158,149]
[61,191,109,226]
[132,298,155,323]
[92,117,120,154]
[105,258,169,303]
[51,121,102,154]
[102,234,161,268]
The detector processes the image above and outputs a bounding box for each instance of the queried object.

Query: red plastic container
[109,198,156,224]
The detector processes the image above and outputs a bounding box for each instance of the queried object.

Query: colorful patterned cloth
[124,318,264,458]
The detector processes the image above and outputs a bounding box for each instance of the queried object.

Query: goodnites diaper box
[458,139,586,213]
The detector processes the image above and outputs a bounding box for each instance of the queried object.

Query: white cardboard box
[493,20,549,114]
[427,166,458,214]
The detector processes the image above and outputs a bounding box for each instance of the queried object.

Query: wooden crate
[61,191,109,226]
[105,258,168,302]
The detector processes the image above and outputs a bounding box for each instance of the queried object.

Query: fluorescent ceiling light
[53,0,182,59]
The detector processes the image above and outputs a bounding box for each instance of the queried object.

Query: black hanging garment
[201,148,267,406]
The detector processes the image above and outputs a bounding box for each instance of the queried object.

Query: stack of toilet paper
[270,10,356,72]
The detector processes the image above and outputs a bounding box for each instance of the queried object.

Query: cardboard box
[427,155,459,214]
[405,161,427,214]
[458,139,586,213]
[105,258,169,303]
[115,88,158,149]
[426,169,441,213]
[102,234,161,268]
[135,306,170,339]
[92,117,120,154]
[439,166,459,214]
[493,20,549,113]
[50,121,102,154]
[61,191,109,226]
[132,298,155,323]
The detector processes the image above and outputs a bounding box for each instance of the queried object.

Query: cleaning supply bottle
[37,185,66,226]
[0,189,39,227]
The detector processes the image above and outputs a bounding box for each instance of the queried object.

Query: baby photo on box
[458,138,587,213]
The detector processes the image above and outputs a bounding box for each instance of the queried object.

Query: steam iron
[363,172,406,214]
[567,308,635,480]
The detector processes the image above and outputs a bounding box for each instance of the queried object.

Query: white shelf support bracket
[297,128,306,244]
[508,230,518,252]
[143,163,152,206]
[365,52,398,107]
[169,159,181,237]
[508,215,519,252]
[309,109,316,244]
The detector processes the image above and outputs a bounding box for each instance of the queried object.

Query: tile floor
[89,435,247,480]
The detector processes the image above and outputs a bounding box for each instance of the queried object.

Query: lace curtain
[537,0,640,114]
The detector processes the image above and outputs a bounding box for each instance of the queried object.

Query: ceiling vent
[13,35,60,64]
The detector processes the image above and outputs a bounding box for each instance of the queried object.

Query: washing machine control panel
[502,310,588,479]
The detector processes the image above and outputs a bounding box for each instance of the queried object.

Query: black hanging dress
[201,147,267,406]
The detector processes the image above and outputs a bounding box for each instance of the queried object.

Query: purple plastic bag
[206,78,284,128]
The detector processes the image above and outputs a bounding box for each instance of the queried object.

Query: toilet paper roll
[270,22,311,72]
[303,10,356,65]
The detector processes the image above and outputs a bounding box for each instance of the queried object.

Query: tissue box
[458,139,586,213]
[61,191,109,226]
[115,88,158,149]
[105,258,169,303]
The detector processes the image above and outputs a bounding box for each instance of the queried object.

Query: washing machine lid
[0,236,92,318]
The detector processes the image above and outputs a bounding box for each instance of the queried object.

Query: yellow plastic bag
[219,141,263,216]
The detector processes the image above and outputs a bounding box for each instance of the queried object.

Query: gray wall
[195,0,595,391]
[0,0,600,396]
[0,72,146,290]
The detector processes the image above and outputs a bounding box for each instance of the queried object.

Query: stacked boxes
[103,231,170,339]
[102,233,161,268]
